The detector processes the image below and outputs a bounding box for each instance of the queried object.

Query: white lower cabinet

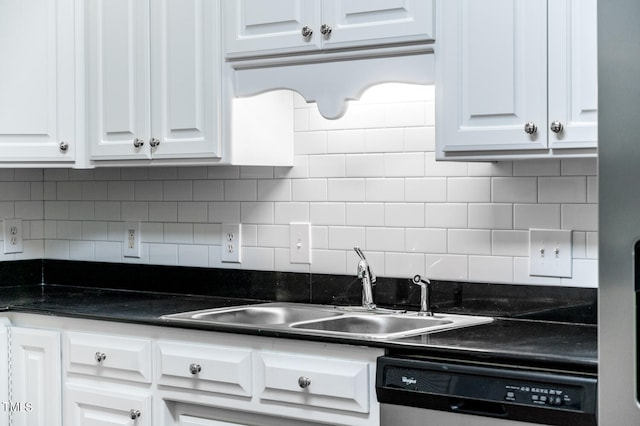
[3,314,382,426]
[10,327,61,426]
[66,384,152,426]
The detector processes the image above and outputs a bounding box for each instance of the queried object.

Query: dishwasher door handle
[450,399,508,418]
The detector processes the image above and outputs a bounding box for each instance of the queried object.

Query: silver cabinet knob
[550,120,564,133]
[301,26,313,38]
[95,352,107,363]
[320,24,332,36]
[129,409,141,420]
[59,141,69,152]
[133,138,144,148]
[524,122,538,135]
[189,363,202,375]
[298,376,311,388]
[149,138,160,147]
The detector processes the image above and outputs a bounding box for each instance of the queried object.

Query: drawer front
[65,331,152,383]
[255,351,369,413]
[156,340,252,397]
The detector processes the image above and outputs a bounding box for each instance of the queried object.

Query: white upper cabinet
[0,0,77,165]
[225,0,434,58]
[436,0,597,160]
[87,0,220,162]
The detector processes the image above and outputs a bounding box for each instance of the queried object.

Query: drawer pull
[189,363,202,375]
[95,352,107,363]
[298,376,311,389]
[129,409,141,420]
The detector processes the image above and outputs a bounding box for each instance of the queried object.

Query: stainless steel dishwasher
[376,356,597,426]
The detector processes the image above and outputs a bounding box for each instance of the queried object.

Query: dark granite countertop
[0,282,597,374]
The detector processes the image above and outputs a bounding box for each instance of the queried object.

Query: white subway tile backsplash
[492,177,537,203]
[366,227,405,252]
[448,229,491,255]
[426,254,468,281]
[310,203,346,225]
[469,256,513,283]
[468,204,512,229]
[366,178,404,202]
[309,155,346,178]
[12,85,596,287]
[406,228,447,254]
[448,178,491,203]
[346,154,384,177]
[562,204,598,231]
[258,179,292,201]
[385,203,425,227]
[240,202,274,224]
[385,153,424,177]
[275,202,309,224]
[426,204,468,228]
[539,177,586,203]
[513,204,561,230]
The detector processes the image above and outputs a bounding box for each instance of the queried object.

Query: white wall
[3,84,598,287]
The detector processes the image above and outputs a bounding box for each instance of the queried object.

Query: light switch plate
[290,222,312,264]
[529,229,572,278]
[221,223,242,263]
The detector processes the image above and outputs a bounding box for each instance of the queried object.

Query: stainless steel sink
[161,302,493,340]
[184,304,341,325]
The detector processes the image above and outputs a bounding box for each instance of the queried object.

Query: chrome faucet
[412,274,433,316]
[354,247,376,310]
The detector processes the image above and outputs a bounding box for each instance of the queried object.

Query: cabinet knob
[301,26,313,38]
[524,122,538,135]
[550,120,564,133]
[133,138,144,148]
[298,376,311,389]
[129,409,141,420]
[59,141,69,152]
[189,363,202,375]
[95,352,107,363]
[320,24,332,36]
[149,138,160,148]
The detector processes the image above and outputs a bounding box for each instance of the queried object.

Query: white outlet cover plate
[123,221,141,258]
[221,223,241,263]
[529,229,572,278]
[290,222,312,264]
[3,218,22,254]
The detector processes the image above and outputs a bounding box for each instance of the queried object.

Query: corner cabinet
[0,0,78,166]
[435,0,597,160]
[86,0,221,163]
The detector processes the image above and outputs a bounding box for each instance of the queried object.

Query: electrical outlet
[3,219,23,254]
[529,229,572,278]
[221,223,241,263]
[290,222,312,264]
[123,221,141,258]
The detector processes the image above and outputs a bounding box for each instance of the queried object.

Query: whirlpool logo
[402,376,417,386]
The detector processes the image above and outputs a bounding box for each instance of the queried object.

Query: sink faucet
[411,274,433,316]
[354,247,376,310]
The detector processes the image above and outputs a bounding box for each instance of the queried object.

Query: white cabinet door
[11,328,61,426]
[0,326,7,426]
[224,0,321,57]
[437,0,548,153]
[149,0,221,159]
[178,415,248,426]
[66,384,152,426]
[321,0,434,49]
[86,0,151,160]
[0,0,76,163]
[548,0,598,149]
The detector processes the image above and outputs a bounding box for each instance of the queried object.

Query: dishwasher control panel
[376,356,597,426]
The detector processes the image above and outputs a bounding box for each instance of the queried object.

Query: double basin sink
[162,302,493,340]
